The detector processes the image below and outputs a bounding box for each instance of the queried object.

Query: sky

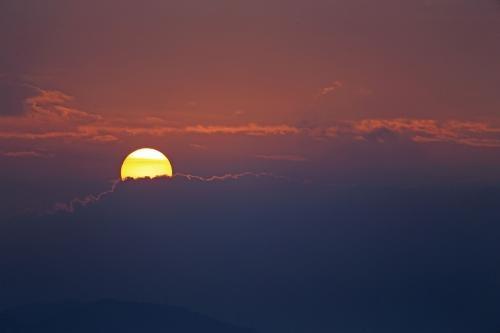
[1,0,500,332]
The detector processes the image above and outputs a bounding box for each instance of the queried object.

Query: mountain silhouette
[0,300,254,333]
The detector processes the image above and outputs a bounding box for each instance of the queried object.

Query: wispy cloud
[175,171,289,182]
[0,123,301,142]
[183,124,300,136]
[0,131,85,140]
[255,154,307,162]
[1,150,52,158]
[327,119,500,147]
[0,86,105,142]
[316,81,343,99]
[26,88,100,122]
[189,143,206,150]
[88,134,119,142]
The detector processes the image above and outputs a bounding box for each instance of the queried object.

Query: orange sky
[1,0,500,216]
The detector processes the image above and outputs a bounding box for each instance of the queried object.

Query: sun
[121,148,173,181]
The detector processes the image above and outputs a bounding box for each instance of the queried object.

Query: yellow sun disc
[120,148,173,181]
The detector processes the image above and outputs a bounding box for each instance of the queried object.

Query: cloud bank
[4,177,500,333]
[49,172,289,214]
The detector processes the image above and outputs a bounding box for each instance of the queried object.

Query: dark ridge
[0,300,254,333]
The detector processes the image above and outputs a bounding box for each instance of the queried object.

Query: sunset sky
[1,1,500,332]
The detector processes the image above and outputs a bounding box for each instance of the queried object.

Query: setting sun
[120,148,173,180]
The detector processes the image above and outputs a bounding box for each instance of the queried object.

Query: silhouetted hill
[0,300,254,333]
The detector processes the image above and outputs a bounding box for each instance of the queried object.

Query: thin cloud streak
[316,81,343,99]
[1,151,52,158]
[255,154,307,162]
[183,124,300,136]
[175,171,289,182]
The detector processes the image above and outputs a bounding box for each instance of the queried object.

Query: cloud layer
[3,177,500,333]
[1,85,500,150]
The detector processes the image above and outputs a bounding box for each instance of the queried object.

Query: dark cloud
[2,177,500,332]
[48,173,288,214]
[361,126,399,143]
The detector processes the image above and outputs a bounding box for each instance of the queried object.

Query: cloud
[3,174,500,333]
[175,171,289,182]
[0,131,86,140]
[0,86,107,142]
[25,88,101,122]
[103,123,300,136]
[182,124,300,136]
[49,172,289,214]
[49,179,121,214]
[88,134,119,142]
[352,118,500,148]
[2,115,500,149]
[189,143,206,150]
[1,83,499,149]
[1,150,52,158]
[0,123,300,143]
[360,126,399,143]
[255,154,307,162]
[316,81,343,98]
[326,119,500,148]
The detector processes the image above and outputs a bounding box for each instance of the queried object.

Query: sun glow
[120,148,173,181]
